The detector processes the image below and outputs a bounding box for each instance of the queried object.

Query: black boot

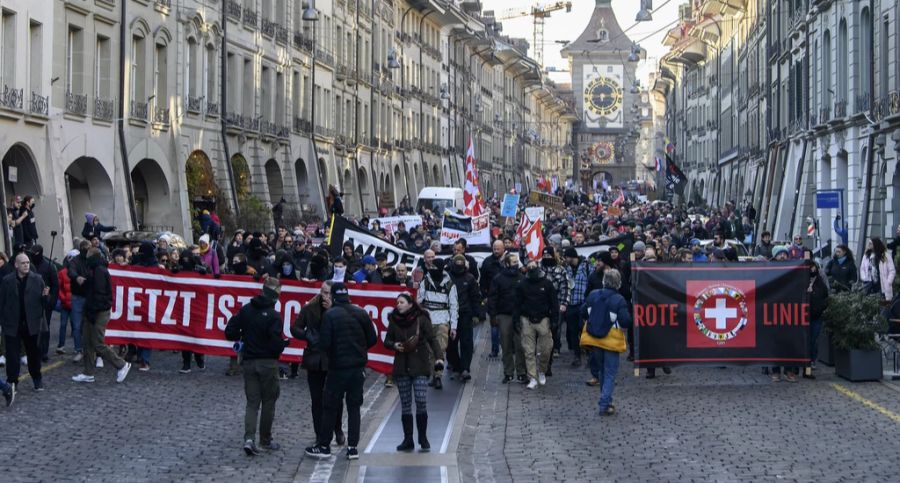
[396,414,415,451]
[416,413,430,452]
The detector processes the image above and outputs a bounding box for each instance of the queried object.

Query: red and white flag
[523,218,545,261]
[463,137,485,217]
[612,190,625,207]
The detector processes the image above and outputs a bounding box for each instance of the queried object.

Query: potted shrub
[823,291,887,382]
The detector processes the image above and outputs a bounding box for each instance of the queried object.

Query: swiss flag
[523,219,544,261]
[686,280,757,349]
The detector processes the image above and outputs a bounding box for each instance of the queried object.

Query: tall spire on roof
[561,0,633,56]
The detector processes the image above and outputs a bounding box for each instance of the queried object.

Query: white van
[416,187,465,215]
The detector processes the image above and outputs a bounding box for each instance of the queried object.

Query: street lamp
[387,49,401,69]
[302,0,319,21]
[636,0,652,22]
[628,43,642,62]
[440,83,450,100]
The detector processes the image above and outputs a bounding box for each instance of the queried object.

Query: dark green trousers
[242,358,281,444]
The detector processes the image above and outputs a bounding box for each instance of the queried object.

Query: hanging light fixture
[302,0,319,21]
[636,0,652,22]
[387,49,400,69]
[628,43,641,62]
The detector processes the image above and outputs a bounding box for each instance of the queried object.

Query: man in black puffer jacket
[513,260,559,389]
[488,253,526,384]
[290,281,345,447]
[225,277,289,456]
[305,282,377,460]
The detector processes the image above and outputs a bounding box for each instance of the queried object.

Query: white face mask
[332,266,346,282]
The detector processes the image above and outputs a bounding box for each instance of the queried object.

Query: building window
[68,26,85,95]
[837,18,848,102]
[275,71,284,125]
[95,35,111,98]
[187,37,199,98]
[154,41,168,120]
[28,20,42,95]
[858,8,872,97]
[131,33,145,101]
[242,57,253,116]
[206,44,217,103]
[1,10,15,88]
[822,30,831,110]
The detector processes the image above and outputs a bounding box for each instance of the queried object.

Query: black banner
[664,154,687,199]
[632,261,810,367]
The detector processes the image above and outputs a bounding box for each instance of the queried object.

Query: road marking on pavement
[831,383,900,424]
[308,373,386,483]
[18,360,66,381]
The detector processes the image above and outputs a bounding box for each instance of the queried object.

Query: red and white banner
[106,267,411,374]
[523,218,545,261]
[463,137,486,217]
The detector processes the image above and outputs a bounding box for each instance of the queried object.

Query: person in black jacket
[70,249,131,385]
[479,240,506,357]
[805,260,829,379]
[513,260,559,390]
[225,277,289,456]
[290,281,345,447]
[81,213,115,241]
[28,245,58,362]
[0,253,49,391]
[824,244,857,292]
[451,239,480,282]
[488,253,526,384]
[67,240,92,365]
[447,255,481,382]
[305,282,377,460]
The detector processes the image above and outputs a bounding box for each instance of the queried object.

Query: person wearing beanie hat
[225,277,289,456]
[197,234,220,277]
[417,252,458,389]
[81,212,116,241]
[632,241,647,255]
[772,245,789,261]
[306,281,377,460]
[352,255,382,284]
[447,253,480,382]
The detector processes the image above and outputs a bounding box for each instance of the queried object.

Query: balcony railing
[817,106,830,125]
[261,18,276,37]
[245,116,259,132]
[276,25,289,44]
[66,91,88,116]
[186,95,202,113]
[131,100,149,121]
[854,93,870,114]
[872,91,900,122]
[226,0,242,21]
[94,97,115,121]
[834,99,847,119]
[243,9,257,29]
[316,49,334,67]
[261,120,278,137]
[206,102,219,117]
[226,111,242,128]
[1,85,24,110]
[294,116,312,133]
[154,106,170,125]
[155,0,172,8]
[30,92,49,116]
[294,31,313,51]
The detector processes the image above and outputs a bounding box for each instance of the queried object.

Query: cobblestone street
[5,316,900,482]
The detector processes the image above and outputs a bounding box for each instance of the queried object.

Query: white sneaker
[0,355,5,366]
[526,378,538,390]
[538,372,547,386]
[96,357,104,368]
[72,353,83,363]
[116,362,131,383]
[71,374,95,383]
[20,356,27,365]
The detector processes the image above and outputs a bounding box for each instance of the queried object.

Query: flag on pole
[612,190,625,207]
[523,218,545,261]
[807,221,816,236]
[515,212,533,244]
[463,137,486,217]
[655,156,662,172]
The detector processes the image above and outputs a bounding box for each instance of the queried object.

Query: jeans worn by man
[594,348,620,413]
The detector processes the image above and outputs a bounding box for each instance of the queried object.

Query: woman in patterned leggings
[384,293,444,452]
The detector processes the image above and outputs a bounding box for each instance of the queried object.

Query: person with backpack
[579,269,632,416]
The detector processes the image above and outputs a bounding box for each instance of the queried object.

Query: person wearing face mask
[540,247,569,376]
[291,281,346,448]
[272,250,299,281]
[415,255,458,390]
[824,244,857,292]
[246,238,272,276]
[28,245,58,363]
[563,247,592,371]
[488,253,527,384]
[446,255,481,382]
[330,257,351,283]
[480,240,507,358]
[805,259,829,378]
[384,293,444,452]
[513,260,559,390]
[352,255,382,284]
[71,249,131,384]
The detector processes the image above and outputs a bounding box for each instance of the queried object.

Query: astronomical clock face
[591,141,615,165]
[582,65,625,128]
[584,77,622,116]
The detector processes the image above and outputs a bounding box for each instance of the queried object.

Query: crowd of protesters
[2,188,900,460]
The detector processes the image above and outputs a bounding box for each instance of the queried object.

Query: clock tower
[561,0,640,192]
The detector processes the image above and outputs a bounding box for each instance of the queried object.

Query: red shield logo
[686,281,756,348]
